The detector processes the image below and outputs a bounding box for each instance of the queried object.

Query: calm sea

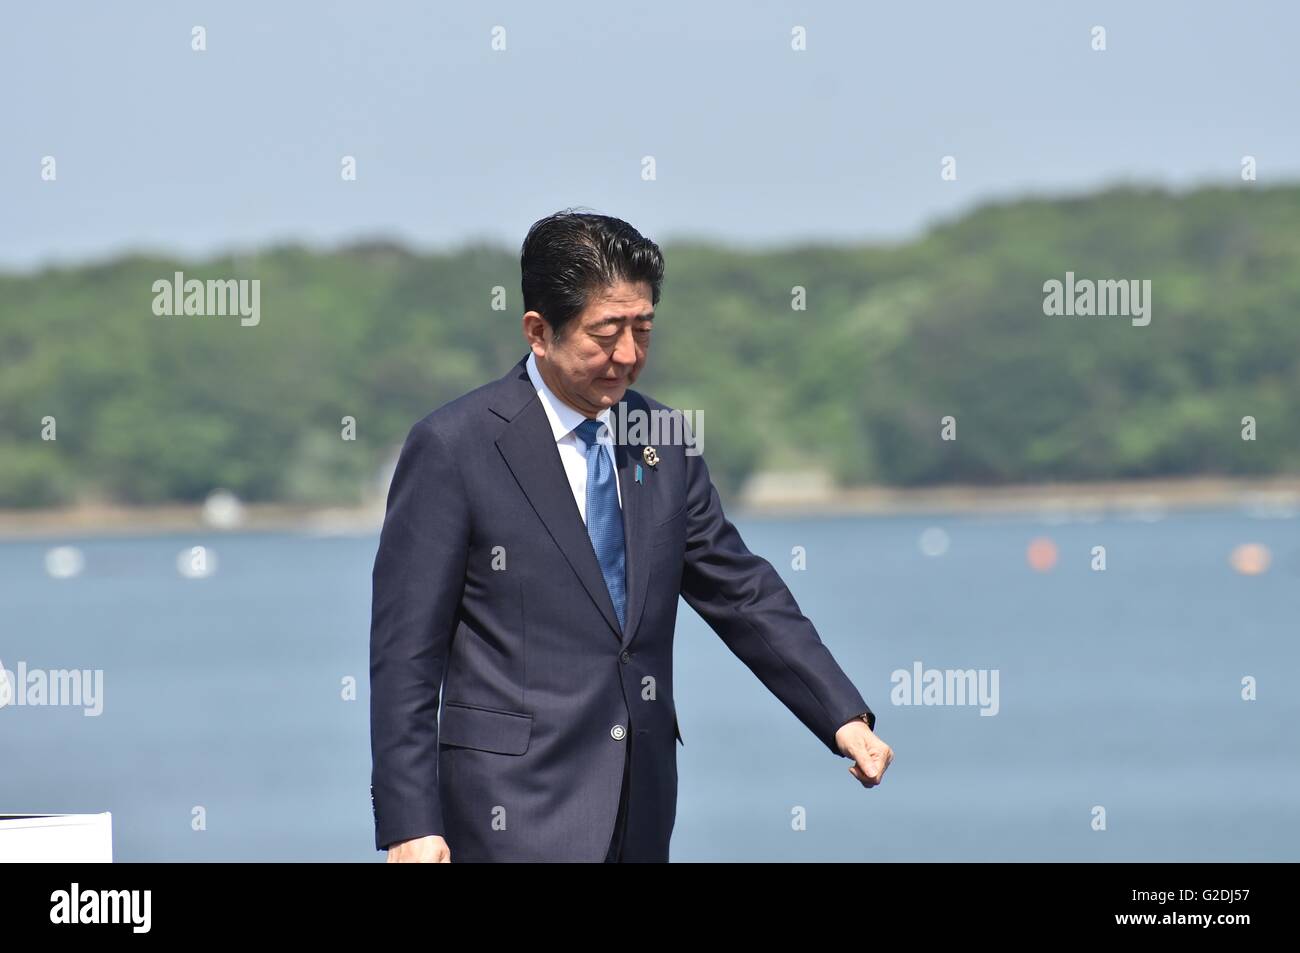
[2,509,1296,861]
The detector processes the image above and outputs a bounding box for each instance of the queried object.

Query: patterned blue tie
[574,418,627,631]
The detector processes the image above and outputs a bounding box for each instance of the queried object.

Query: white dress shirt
[525,351,623,524]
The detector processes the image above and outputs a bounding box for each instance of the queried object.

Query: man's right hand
[386,834,451,863]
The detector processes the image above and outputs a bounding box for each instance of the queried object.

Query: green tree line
[2,183,1297,508]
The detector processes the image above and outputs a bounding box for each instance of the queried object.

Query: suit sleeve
[369,419,470,850]
[677,448,874,756]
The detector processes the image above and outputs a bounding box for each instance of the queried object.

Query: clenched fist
[834,720,893,788]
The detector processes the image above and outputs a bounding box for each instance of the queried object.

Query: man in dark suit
[370,210,893,862]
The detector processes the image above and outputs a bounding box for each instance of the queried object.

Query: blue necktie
[574,418,627,631]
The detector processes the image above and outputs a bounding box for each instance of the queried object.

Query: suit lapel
[490,355,653,645]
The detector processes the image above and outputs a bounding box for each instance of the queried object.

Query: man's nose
[612,326,638,366]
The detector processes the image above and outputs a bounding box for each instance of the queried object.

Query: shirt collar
[525,351,613,443]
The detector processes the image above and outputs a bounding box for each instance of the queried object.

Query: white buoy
[44,545,85,579]
[918,527,950,557]
[202,488,245,529]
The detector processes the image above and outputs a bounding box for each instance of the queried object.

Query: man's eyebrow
[594,312,655,327]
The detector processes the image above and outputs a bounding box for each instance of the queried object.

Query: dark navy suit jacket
[369,353,874,861]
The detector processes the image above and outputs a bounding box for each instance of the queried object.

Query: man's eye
[592,327,650,342]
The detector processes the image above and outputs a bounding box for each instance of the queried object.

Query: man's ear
[523,312,548,354]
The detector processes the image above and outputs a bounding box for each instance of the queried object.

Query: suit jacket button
[610,724,627,741]
[620,650,631,664]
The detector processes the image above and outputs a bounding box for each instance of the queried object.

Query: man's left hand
[835,719,893,788]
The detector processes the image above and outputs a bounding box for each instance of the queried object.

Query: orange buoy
[1230,543,1271,575]
[1027,537,1058,572]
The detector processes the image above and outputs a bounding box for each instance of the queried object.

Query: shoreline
[741,474,1300,519]
[1,475,1297,540]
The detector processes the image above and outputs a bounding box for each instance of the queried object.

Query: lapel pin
[642,445,659,468]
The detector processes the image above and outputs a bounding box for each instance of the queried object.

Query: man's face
[526,279,654,418]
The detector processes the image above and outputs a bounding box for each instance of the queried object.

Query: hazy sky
[3,0,1297,271]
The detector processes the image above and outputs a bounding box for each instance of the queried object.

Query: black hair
[520,208,665,339]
